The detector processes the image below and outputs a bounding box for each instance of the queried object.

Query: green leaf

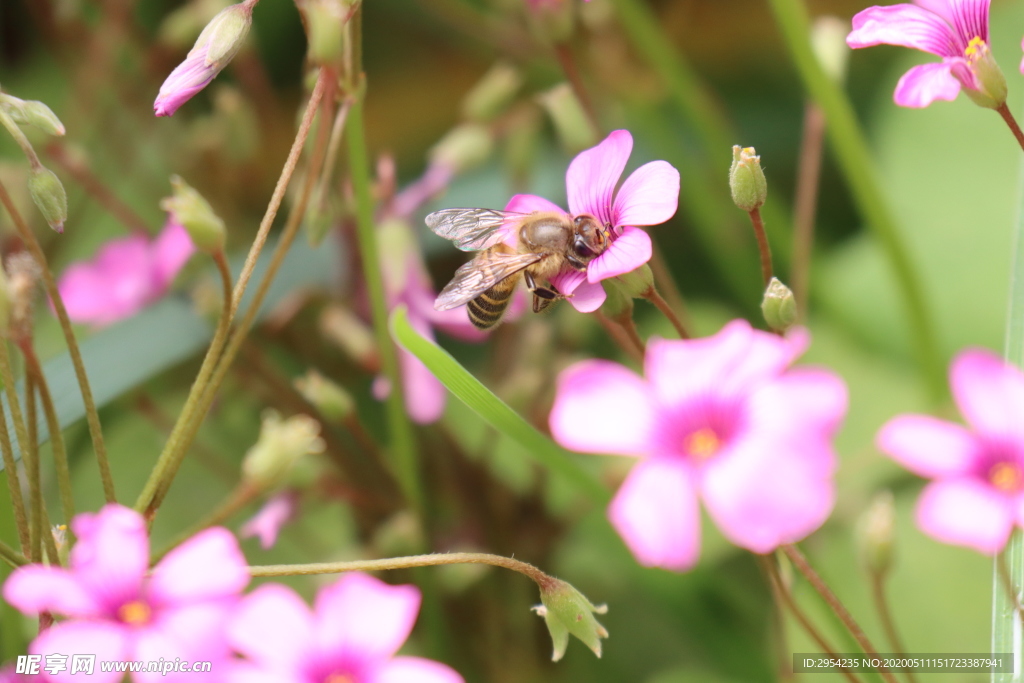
[0,235,343,468]
[389,305,610,506]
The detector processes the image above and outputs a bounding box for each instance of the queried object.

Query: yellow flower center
[118,600,152,626]
[324,675,356,683]
[684,428,721,459]
[965,36,986,58]
[990,462,1023,492]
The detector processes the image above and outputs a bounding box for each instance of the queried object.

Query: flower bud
[599,278,633,319]
[810,16,850,84]
[761,277,797,332]
[0,94,65,136]
[28,165,67,233]
[154,2,253,117]
[320,305,378,370]
[161,175,226,253]
[532,578,608,662]
[729,146,767,212]
[429,123,493,174]
[857,490,895,575]
[615,264,655,300]
[301,0,350,68]
[461,62,523,123]
[959,38,1007,110]
[294,370,355,422]
[537,83,597,153]
[242,411,326,490]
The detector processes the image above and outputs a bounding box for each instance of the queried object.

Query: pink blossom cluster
[2,505,463,683]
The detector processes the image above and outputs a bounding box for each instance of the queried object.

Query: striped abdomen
[467,276,519,329]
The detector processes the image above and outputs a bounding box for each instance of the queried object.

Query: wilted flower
[227,572,464,683]
[532,579,608,662]
[58,218,195,327]
[549,320,847,571]
[877,349,1024,554]
[502,129,679,313]
[240,491,299,550]
[241,411,325,490]
[2,504,249,683]
[154,2,254,117]
[846,0,1007,109]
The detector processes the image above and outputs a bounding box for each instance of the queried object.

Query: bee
[426,207,610,329]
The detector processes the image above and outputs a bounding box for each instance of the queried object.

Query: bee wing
[425,208,526,252]
[435,251,543,311]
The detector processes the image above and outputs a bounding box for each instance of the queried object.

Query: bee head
[570,215,609,264]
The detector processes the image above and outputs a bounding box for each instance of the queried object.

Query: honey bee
[426,207,610,329]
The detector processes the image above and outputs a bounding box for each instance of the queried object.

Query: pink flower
[377,219,494,424]
[240,491,299,549]
[877,349,1024,554]
[154,46,219,117]
[227,572,463,683]
[503,129,679,313]
[549,320,847,571]
[846,0,1003,108]
[2,504,249,683]
[58,219,195,327]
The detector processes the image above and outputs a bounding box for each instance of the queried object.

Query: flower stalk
[996,103,1024,155]
[0,405,29,554]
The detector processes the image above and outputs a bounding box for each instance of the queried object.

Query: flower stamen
[684,427,721,460]
[989,462,1023,493]
[965,36,986,58]
[118,600,152,626]
[325,674,356,683]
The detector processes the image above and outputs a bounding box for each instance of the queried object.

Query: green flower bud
[461,62,522,123]
[729,146,767,213]
[614,264,655,300]
[761,277,797,332]
[532,578,608,662]
[599,279,633,319]
[242,410,326,490]
[429,124,493,174]
[198,2,253,68]
[28,165,67,233]
[294,370,355,422]
[857,491,895,575]
[302,0,349,68]
[810,16,850,84]
[961,38,1007,110]
[537,83,597,153]
[161,175,226,254]
[0,95,65,136]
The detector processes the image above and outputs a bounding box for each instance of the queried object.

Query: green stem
[0,108,42,169]
[0,178,115,500]
[19,341,74,524]
[0,388,29,553]
[643,287,691,339]
[767,0,943,401]
[869,571,919,683]
[781,545,899,683]
[0,538,28,568]
[792,103,826,318]
[348,99,422,513]
[249,551,555,589]
[748,207,774,287]
[0,341,38,561]
[135,250,235,519]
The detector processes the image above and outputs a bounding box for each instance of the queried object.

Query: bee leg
[525,272,562,314]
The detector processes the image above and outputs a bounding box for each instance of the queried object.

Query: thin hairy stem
[997,103,1024,154]
[792,103,825,317]
[0,539,28,568]
[0,179,113,502]
[0,341,38,561]
[0,399,29,553]
[136,250,234,520]
[869,571,919,683]
[592,310,644,363]
[781,545,898,683]
[644,287,690,338]
[748,207,774,287]
[19,342,74,524]
[0,109,42,169]
[249,552,556,588]
[759,555,863,683]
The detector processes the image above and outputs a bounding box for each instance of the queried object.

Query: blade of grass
[389,306,610,506]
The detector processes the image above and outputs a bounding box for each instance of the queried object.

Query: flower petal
[224,664,306,683]
[608,459,700,571]
[2,566,102,617]
[70,504,149,610]
[893,62,962,107]
[152,220,196,290]
[916,478,1013,554]
[566,130,632,224]
[148,527,249,606]
[846,4,961,56]
[144,601,238,666]
[154,47,218,117]
[585,227,652,283]
[395,312,446,424]
[944,0,990,44]
[876,414,978,478]
[369,657,465,683]
[550,360,655,456]
[228,584,313,673]
[549,271,606,312]
[701,436,836,553]
[240,492,299,550]
[314,573,421,665]
[58,236,155,327]
[746,368,848,443]
[950,348,1024,441]
[611,160,680,228]
[30,620,130,683]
